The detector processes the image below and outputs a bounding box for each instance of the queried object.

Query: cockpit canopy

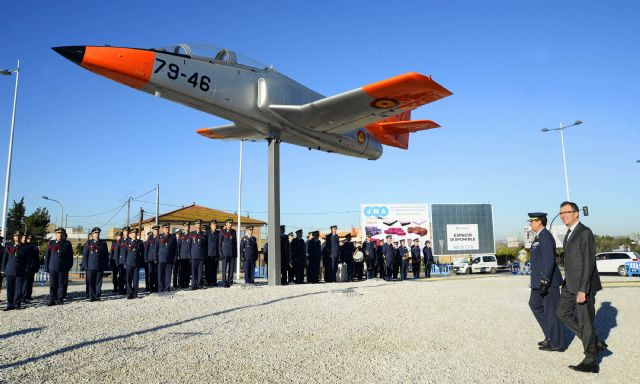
[152,43,268,70]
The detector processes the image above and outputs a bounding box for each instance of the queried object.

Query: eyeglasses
[559,210,578,215]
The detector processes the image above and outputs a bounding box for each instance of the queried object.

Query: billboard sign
[446,224,479,251]
[360,203,430,245]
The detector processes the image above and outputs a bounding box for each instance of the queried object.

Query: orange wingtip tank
[196,128,226,139]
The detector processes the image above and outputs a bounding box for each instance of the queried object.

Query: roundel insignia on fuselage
[357,130,365,144]
[370,98,399,109]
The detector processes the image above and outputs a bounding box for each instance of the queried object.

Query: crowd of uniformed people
[276,224,435,285]
[1,221,436,310]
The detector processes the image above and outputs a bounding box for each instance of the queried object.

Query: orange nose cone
[81,47,155,89]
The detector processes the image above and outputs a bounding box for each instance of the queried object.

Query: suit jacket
[529,227,563,288]
[562,222,602,295]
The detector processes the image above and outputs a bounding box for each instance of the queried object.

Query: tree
[6,197,26,236]
[24,207,51,241]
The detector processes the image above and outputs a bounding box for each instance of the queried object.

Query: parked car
[452,255,499,274]
[595,251,639,276]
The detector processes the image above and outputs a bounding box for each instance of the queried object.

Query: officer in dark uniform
[382,235,394,281]
[2,231,27,310]
[125,228,145,299]
[22,234,41,302]
[206,220,220,287]
[287,232,295,283]
[410,239,421,279]
[363,234,376,279]
[117,227,130,294]
[145,225,160,293]
[280,225,290,285]
[423,240,434,278]
[306,231,322,283]
[527,212,565,352]
[82,227,109,301]
[290,229,307,284]
[189,219,207,289]
[392,241,400,280]
[176,222,191,288]
[44,228,74,305]
[341,233,355,282]
[324,225,340,283]
[398,239,409,281]
[240,225,258,284]
[109,231,122,293]
[219,219,237,287]
[376,241,385,278]
[157,223,176,292]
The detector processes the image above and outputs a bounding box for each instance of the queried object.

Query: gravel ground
[1,273,638,383]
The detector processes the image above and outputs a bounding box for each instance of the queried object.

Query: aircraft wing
[268,72,451,134]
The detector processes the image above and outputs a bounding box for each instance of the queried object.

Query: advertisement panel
[360,203,431,245]
[446,224,479,251]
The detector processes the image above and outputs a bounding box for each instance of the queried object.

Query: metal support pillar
[267,138,281,286]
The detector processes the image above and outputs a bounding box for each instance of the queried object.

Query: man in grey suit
[555,201,605,373]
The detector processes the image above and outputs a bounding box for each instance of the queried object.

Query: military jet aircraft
[53,43,451,159]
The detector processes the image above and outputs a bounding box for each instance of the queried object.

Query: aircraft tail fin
[365,111,440,149]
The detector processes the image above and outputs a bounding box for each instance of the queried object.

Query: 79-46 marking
[154,58,210,92]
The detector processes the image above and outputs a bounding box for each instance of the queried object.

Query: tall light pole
[541,120,582,201]
[42,196,64,228]
[236,140,243,281]
[1,61,20,244]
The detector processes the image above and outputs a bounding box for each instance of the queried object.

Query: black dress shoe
[539,345,565,352]
[47,302,56,307]
[56,300,63,305]
[569,362,599,373]
[3,306,16,311]
[597,339,608,353]
[89,298,95,302]
[538,338,550,347]
[224,283,230,288]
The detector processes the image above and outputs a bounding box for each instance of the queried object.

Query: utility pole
[155,184,159,226]
[139,207,144,238]
[126,197,131,227]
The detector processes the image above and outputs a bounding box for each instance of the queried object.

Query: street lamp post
[42,196,64,228]
[541,120,582,201]
[1,61,20,244]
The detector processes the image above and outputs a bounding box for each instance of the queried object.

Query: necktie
[563,229,571,248]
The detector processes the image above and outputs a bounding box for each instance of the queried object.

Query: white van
[452,255,498,274]
[595,252,639,276]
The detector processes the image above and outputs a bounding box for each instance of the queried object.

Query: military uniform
[341,235,355,282]
[398,241,409,280]
[2,234,27,310]
[117,231,130,294]
[527,213,565,352]
[410,241,421,279]
[422,243,434,278]
[363,238,376,279]
[82,227,109,301]
[280,226,290,285]
[157,225,176,292]
[376,243,385,278]
[290,230,306,284]
[240,227,258,283]
[324,227,340,282]
[382,239,394,281]
[306,232,322,283]
[145,228,160,292]
[109,234,122,292]
[219,220,237,287]
[44,230,74,305]
[206,221,220,286]
[176,227,192,288]
[125,231,145,299]
[22,238,41,301]
[189,222,208,289]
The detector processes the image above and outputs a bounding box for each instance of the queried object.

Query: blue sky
[0,0,638,239]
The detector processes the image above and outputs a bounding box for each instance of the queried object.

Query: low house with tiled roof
[115,204,265,244]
